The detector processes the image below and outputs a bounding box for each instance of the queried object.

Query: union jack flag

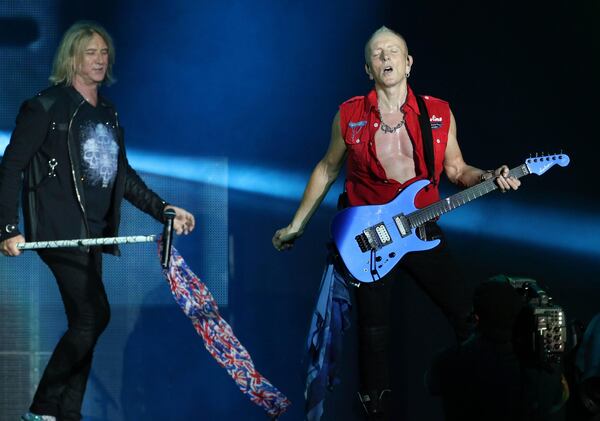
[162,244,291,418]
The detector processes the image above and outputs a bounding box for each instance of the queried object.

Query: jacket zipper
[66,99,91,236]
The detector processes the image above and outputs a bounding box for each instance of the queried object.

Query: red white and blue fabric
[304,254,352,421]
[162,245,291,418]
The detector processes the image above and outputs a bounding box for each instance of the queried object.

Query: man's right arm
[272,111,346,251]
[0,98,50,250]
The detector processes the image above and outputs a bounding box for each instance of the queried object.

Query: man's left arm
[123,160,195,235]
[443,110,521,191]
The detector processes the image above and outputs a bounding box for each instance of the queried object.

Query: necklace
[377,108,405,133]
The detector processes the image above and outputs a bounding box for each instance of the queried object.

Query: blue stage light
[440,200,599,256]
[0,130,8,151]
[1,129,597,256]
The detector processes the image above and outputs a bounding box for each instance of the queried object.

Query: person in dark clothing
[0,21,195,421]
[566,313,600,420]
[426,278,568,421]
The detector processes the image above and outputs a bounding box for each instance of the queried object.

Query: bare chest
[374,111,416,183]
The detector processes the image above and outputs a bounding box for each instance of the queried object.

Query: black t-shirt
[72,101,119,237]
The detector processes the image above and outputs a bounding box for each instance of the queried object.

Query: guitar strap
[415,94,437,186]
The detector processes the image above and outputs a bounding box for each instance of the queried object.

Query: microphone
[161,208,176,269]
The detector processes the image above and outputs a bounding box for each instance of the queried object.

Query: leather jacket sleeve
[0,98,50,241]
[123,156,168,223]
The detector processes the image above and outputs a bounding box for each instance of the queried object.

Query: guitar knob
[376,256,382,262]
[389,252,396,258]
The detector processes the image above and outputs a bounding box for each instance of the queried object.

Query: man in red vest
[273,26,520,420]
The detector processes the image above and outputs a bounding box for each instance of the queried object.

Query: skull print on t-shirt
[80,122,119,188]
[72,100,121,237]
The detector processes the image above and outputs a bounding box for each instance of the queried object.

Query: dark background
[1,1,598,420]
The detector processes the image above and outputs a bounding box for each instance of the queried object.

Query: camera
[508,277,567,366]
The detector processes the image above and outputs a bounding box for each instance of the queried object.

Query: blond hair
[49,21,116,86]
[364,26,408,65]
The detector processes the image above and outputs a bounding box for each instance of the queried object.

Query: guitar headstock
[525,153,570,176]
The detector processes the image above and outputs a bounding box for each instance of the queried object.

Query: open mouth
[383,66,393,74]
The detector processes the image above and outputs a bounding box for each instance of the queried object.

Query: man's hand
[0,234,25,257]
[164,205,195,235]
[272,225,303,251]
[493,165,521,192]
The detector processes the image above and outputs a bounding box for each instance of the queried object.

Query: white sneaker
[20,413,57,421]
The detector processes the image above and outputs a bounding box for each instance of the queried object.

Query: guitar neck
[406,164,530,229]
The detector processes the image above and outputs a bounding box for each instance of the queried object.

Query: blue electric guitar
[330,153,570,283]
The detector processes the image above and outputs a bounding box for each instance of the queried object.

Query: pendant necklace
[377,108,405,133]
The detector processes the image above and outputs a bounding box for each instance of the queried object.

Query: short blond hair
[364,26,408,65]
[49,21,116,86]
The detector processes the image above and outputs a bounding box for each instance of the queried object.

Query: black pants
[30,248,110,421]
[352,225,473,394]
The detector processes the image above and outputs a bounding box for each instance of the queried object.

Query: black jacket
[0,84,166,254]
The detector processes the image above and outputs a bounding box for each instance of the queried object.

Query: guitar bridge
[355,223,392,252]
[355,233,371,252]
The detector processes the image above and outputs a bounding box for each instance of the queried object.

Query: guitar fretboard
[406,165,529,229]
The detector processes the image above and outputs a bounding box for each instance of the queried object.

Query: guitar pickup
[355,223,392,252]
[393,214,412,238]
